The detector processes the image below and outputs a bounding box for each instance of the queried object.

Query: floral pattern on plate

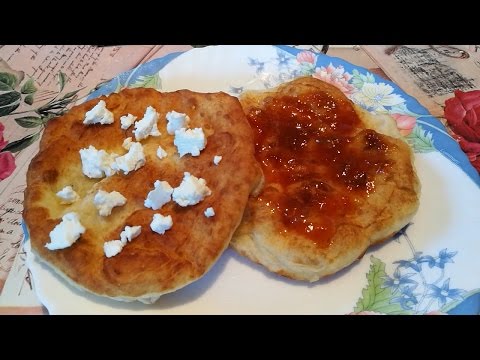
[352,225,480,315]
[234,48,439,154]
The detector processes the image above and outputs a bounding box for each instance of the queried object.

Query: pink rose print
[296,51,316,64]
[0,122,16,181]
[312,64,355,95]
[390,113,416,136]
[0,152,15,180]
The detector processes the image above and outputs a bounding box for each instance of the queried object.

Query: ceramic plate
[26,45,480,314]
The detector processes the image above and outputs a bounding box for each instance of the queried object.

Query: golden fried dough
[24,88,262,303]
[231,77,421,282]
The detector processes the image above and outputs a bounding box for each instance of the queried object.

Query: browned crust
[24,88,263,300]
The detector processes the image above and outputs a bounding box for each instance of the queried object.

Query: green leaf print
[354,256,412,315]
[58,71,67,91]
[0,72,18,90]
[351,69,376,90]
[300,63,316,76]
[60,89,82,100]
[24,94,34,105]
[21,78,37,94]
[129,74,161,89]
[351,69,363,89]
[1,131,41,153]
[365,72,375,84]
[389,103,422,118]
[406,125,436,153]
[0,102,19,116]
[0,80,13,91]
[0,91,21,107]
[14,116,44,128]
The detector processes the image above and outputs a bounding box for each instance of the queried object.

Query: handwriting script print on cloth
[0,185,26,292]
[393,46,476,97]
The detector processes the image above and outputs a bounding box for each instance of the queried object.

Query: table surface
[0,45,475,314]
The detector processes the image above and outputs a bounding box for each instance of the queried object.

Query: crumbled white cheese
[173,128,206,157]
[56,185,80,204]
[120,114,137,130]
[104,240,124,258]
[166,111,190,135]
[133,106,161,141]
[157,145,167,159]
[122,137,133,150]
[172,172,211,207]
[213,155,222,165]
[111,142,146,175]
[120,225,142,245]
[79,145,118,178]
[150,213,173,235]
[204,207,215,217]
[104,225,142,257]
[93,190,127,216]
[45,212,85,250]
[83,100,114,125]
[144,180,173,210]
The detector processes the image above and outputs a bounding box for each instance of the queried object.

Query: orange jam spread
[247,91,391,247]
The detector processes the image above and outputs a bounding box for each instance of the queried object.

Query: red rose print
[444,90,480,173]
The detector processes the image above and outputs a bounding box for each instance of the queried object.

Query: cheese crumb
[104,240,124,258]
[79,145,118,178]
[166,111,190,135]
[157,145,167,159]
[133,106,161,141]
[93,190,127,216]
[204,207,215,217]
[172,172,211,207]
[120,225,142,245]
[83,100,114,125]
[122,137,133,150]
[150,214,173,235]
[111,141,146,175]
[104,225,142,258]
[120,114,137,130]
[213,155,222,165]
[173,128,206,157]
[45,212,85,250]
[56,185,80,204]
[144,180,173,210]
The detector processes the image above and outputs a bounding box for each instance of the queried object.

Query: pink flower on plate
[390,113,416,136]
[0,122,16,181]
[312,63,355,95]
[296,51,316,64]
